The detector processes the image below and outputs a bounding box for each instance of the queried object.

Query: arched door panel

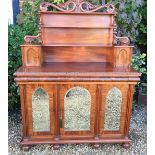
[26,84,55,139]
[32,88,50,132]
[60,84,97,138]
[99,84,129,138]
[64,87,91,131]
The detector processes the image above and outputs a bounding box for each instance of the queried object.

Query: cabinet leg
[93,143,100,149]
[53,144,60,150]
[21,145,30,151]
[122,142,131,149]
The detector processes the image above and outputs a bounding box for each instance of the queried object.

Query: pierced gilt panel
[104,87,122,131]
[32,88,50,132]
[64,87,91,131]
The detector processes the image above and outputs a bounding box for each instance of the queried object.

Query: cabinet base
[21,137,131,149]
[93,143,100,149]
[53,144,61,150]
[122,142,131,149]
[21,145,30,151]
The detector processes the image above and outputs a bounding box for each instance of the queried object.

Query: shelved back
[40,12,114,46]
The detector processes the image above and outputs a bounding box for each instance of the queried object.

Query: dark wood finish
[14,0,141,149]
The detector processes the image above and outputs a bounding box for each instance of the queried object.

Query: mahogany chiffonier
[14,0,141,150]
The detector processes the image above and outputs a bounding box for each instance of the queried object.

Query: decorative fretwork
[40,0,115,13]
[32,88,50,132]
[64,87,91,131]
[104,87,122,131]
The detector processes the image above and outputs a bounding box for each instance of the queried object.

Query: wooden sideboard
[14,0,141,150]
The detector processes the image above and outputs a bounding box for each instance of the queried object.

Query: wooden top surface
[15,62,140,78]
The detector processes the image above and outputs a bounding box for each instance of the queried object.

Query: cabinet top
[14,62,141,82]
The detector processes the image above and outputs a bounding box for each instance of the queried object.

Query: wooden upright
[14,0,141,150]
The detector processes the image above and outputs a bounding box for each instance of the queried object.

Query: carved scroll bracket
[113,35,130,46]
[40,0,115,13]
[112,13,130,46]
[24,33,42,44]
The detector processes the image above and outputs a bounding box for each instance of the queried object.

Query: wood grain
[40,13,114,28]
[21,45,43,67]
[113,47,132,67]
[43,47,113,63]
[42,28,113,45]
[14,0,141,148]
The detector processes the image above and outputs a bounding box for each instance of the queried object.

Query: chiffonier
[14,0,141,150]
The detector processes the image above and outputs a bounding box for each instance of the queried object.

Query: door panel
[99,84,129,138]
[26,84,56,139]
[59,84,96,138]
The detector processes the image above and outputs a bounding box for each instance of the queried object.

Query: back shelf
[21,45,132,68]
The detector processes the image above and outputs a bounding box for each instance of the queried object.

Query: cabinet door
[26,84,56,139]
[59,84,96,139]
[99,84,129,138]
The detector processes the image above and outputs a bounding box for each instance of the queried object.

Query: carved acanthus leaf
[40,0,115,13]
[113,35,130,46]
[24,34,42,44]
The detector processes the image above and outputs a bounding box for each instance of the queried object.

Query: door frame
[59,84,97,139]
[26,84,56,139]
[99,84,129,138]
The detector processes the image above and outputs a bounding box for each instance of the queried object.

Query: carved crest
[40,0,115,13]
